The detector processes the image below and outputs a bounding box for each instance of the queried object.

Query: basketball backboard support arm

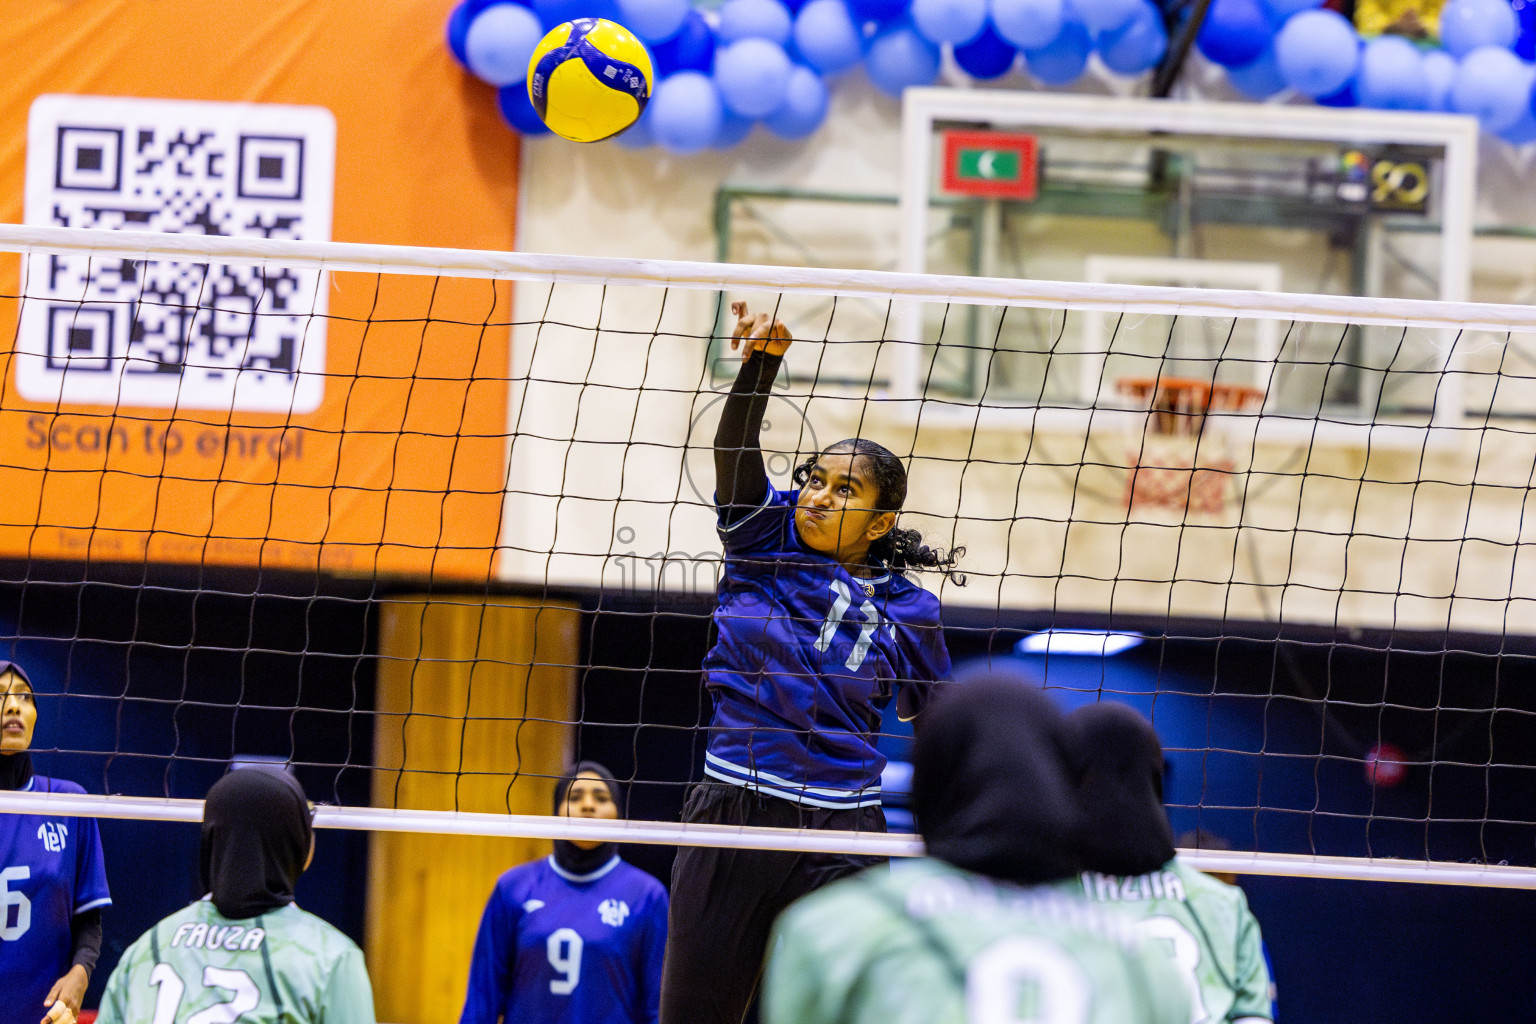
[896,91,1480,427]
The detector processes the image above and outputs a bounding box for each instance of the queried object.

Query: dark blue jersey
[460,855,668,1024]
[0,776,111,1024]
[703,487,952,808]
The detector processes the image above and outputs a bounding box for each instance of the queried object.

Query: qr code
[19,94,336,412]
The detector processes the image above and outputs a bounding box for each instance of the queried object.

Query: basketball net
[1116,377,1264,520]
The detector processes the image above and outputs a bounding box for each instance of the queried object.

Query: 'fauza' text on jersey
[461,855,668,1024]
[1070,857,1275,1024]
[98,900,375,1024]
[0,776,112,1024]
[704,488,952,808]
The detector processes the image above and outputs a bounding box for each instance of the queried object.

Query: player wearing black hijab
[461,761,668,1024]
[0,661,110,1024]
[764,670,1191,1024]
[99,768,376,1024]
[1064,702,1275,1024]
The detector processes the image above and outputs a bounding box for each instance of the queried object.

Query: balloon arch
[448,0,1536,152]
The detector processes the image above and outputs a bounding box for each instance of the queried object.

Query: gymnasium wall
[499,275,1536,641]
[506,76,1536,638]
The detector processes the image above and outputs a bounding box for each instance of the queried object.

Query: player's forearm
[714,350,783,513]
[70,908,103,974]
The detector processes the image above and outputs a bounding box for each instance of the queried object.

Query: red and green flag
[940,130,1038,200]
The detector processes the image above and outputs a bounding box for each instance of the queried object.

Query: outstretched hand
[729,301,792,358]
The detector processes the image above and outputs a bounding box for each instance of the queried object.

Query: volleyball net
[3,224,1536,888]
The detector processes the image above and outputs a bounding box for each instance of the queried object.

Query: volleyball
[527,18,653,143]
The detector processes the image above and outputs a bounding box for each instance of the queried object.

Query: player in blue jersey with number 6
[460,762,668,1024]
[0,662,111,1024]
[658,303,960,1024]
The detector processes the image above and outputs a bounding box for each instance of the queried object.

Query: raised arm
[714,301,792,524]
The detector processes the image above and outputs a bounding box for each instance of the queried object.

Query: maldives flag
[940,130,1038,200]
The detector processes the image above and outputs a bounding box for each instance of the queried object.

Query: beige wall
[503,75,1536,638]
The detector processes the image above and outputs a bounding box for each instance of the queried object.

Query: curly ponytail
[793,439,966,585]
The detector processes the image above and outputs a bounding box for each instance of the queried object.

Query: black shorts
[658,781,887,1024]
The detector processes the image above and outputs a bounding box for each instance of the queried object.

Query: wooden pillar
[367,596,580,1024]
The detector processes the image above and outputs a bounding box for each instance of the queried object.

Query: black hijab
[551,761,623,877]
[912,667,1083,885]
[0,661,35,792]
[1065,702,1176,877]
[199,767,314,920]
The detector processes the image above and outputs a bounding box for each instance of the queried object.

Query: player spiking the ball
[659,302,961,1024]
[1063,702,1276,1024]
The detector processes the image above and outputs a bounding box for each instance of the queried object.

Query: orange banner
[0,1,519,579]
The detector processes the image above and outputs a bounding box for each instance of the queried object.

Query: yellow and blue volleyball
[527,18,653,143]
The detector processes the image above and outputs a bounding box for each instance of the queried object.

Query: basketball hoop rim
[1114,376,1267,415]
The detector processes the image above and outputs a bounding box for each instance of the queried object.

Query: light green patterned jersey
[1063,857,1273,1024]
[764,858,1192,1024]
[98,900,375,1024]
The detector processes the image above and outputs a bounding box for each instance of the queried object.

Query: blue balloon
[1520,0,1536,60]
[449,0,511,66]
[1422,50,1458,110]
[1075,0,1140,34]
[1274,9,1358,97]
[990,0,1064,49]
[1256,0,1320,18]
[615,0,690,41]
[1099,1,1167,75]
[1195,0,1270,68]
[766,65,831,136]
[651,10,716,73]
[1499,98,1536,143]
[912,0,988,43]
[713,112,757,147]
[1440,0,1519,58]
[1227,44,1287,97]
[715,38,794,116]
[649,71,725,153]
[864,21,942,94]
[1451,45,1533,131]
[794,0,865,71]
[1316,78,1358,106]
[719,0,796,42]
[1356,35,1429,109]
[531,0,618,28]
[1023,18,1091,85]
[464,3,546,87]
[848,0,910,22]
[496,83,553,134]
[954,24,1019,77]
[613,105,656,147]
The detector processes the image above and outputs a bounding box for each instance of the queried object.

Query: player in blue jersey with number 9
[658,303,960,1024]
[0,661,111,1024]
[460,762,668,1024]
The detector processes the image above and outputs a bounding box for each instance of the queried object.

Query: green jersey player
[764,671,1191,1024]
[1062,702,1274,1024]
[98,768,376,1024]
